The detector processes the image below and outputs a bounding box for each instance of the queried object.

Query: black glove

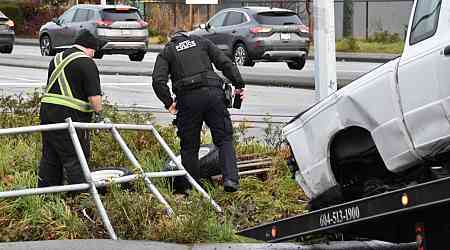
[93,112,104,123]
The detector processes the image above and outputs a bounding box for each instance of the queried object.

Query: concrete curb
[15,38,398,64]
[0,240,417,250]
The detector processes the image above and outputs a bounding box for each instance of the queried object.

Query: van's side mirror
[199,23,207,30]
[52,18,60,25]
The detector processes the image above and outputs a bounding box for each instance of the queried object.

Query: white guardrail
[0,118,222,240]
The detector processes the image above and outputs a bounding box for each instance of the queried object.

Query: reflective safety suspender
[41,51,94,112]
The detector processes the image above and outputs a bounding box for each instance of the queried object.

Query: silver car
[39,4,148,61]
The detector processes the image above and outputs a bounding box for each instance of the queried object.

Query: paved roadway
[0,45,382,135]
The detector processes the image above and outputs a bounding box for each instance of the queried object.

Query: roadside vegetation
[336,31,404,54]
[0,92,307,242]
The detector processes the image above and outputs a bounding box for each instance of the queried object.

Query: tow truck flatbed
[238,176,450,248]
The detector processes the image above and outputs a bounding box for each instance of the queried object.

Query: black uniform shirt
[152,34,244,109]
[40,47,101,124]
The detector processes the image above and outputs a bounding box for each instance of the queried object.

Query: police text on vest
[176,40,197,52]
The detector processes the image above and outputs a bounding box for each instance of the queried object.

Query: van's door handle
[444,45,450,56]
[231,30,237,34]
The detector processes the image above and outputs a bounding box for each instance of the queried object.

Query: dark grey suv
[39,4,148,61]
[190,7,309,70]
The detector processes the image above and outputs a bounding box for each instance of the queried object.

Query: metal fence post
[148,124,223,213]
[109,125,174,216]
[66,118,117,240]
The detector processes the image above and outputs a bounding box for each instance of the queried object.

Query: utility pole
[313,0,337,101]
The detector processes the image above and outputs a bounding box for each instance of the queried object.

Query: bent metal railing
[0,118,222,240]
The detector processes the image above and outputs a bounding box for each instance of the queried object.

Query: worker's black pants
[174,86,239,192]
[38,129,90,187]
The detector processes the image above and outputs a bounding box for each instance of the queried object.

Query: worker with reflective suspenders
[38,30,104,187]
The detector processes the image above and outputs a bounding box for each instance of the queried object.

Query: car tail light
[138,20,148,28]
[250,26,272,34]
[115,7,130,11]
[6,20,14,29]
[96,19,113,27]
[298,24,309,33]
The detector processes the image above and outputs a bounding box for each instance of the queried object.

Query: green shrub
[368,31,402,43]
[148,27,160,37]
[336,37,360,52]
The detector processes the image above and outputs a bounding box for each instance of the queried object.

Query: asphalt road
[0,64,315,139]
[0,45,381,136]
[4,45,382,88]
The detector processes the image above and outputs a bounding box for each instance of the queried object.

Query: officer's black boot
[219,141,240,192]
[224,179,239,192]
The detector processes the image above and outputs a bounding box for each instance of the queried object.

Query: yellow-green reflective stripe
[58,71,71,97]
[47,52,75,92]
[46,53,63,93]
[61,72,73,97]
[44,93,92,107]
[47,52,87,92]
[49,51,85,85]
[55,53,71,96]
[53,53,74,97]
[41,97,91,112]
[42,94,94,112]
[48,52,86,91]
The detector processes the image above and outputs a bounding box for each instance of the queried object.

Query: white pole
[101,0,107,5]
[314,0,337,101]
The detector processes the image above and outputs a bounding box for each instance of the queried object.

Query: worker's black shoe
[223,180,239,193]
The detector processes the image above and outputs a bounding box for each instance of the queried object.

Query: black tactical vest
[166,33,220,93]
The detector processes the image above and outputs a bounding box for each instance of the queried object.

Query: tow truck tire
[90,167,133,194]
[163,144,221,178]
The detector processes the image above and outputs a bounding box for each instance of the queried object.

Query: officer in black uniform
[152,29,245,193]
[38,29,103,187]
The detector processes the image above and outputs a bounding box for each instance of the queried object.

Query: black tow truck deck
[238,176,450,249]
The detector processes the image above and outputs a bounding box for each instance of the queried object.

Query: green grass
[336,38,404,54]
[0,92,308,242]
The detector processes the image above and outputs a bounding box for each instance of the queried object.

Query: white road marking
[0,82,150,87]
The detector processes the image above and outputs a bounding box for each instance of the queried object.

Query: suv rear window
[255,11,302,25]
[101,8,142,21]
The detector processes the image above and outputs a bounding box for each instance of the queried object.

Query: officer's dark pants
[174,86,239,192]
[38,129,90,187]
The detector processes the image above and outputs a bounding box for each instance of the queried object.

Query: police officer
[38,29,103,187]
[152,29,245,193]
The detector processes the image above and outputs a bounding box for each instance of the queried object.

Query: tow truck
[239,0,450,249]
[238,175,450,249]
